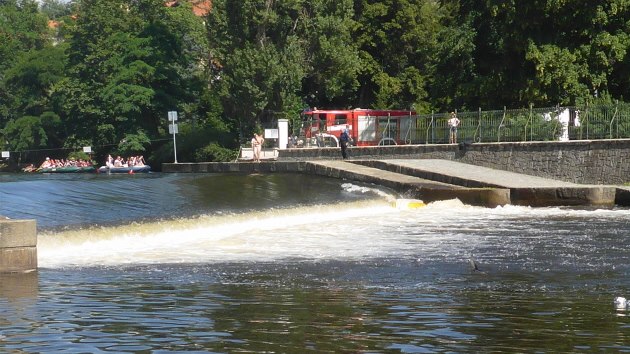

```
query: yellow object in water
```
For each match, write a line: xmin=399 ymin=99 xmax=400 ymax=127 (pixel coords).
xmin=394 ymin=199 xmax=426 ymax=209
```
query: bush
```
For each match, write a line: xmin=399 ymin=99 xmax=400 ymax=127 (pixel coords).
xmin=194 ymin=143 xmax=238 ymax=162
xmin=67 ymin=151 xmax=93 ymax=162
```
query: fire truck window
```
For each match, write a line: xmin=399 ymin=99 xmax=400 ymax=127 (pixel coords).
xmin=334 ymin=114 xmax=347 ymax=125
xmin=318 ymin=114 xmax=327 ymax=131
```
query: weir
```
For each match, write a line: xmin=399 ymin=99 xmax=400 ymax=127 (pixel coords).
xmin=165 ymin=139 xmax=630 ymax=207
xmin=163 ymin=158 xmax=618 ymax=207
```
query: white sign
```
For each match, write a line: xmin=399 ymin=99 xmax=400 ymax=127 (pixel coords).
xmin=83 ymin=146 xmax=92 ymax=153
xmin=265 ymin=129 xmax=279 ymax=139
xmin=1 ymin=151 xmax=9 ymax=158
xmin=168 ymin=111 xmax=178 ymax=121
xmin=169 ymin=123 xmax=179 ymax=134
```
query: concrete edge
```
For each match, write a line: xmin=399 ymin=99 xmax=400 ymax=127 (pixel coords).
xmin=511 ymin=186 xmax=617 ymax=207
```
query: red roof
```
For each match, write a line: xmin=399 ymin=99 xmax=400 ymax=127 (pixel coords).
xmin=164 ymin=0 xmax=211 ymax=17
xmin=192 ymin=0 xmax=211 ymax=17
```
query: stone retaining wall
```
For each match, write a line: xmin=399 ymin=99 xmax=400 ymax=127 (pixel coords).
xmin=278 ymin=139 xmax=630 ymax=185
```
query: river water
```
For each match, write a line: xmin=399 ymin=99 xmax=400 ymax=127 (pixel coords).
xmin=1 ymin=172 xmax=630 ymax=352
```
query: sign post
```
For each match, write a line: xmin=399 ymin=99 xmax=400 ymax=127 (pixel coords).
xmin=168 ymin=111 xmax=178 ymax=163
xmin=82 ymin=146 xmax=92 ymax=163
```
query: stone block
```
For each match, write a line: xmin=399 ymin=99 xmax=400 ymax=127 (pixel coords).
xmin=0 ymin=219 xmax=37 ymax=248
xmin=0 ymin=219 xmax=37 ymax=273
xmin=0 ymin=247 xmax=37 ymax=273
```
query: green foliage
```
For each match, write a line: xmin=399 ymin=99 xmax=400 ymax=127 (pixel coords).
xmin=3 ymin=115 xmax=50 ymax=151
xmin=4 ymin=0 xmax=630 ymax=163
xmin=208 ymin=0 xmax=359 ymax=139
xmin=0 ymin=0 xmax=49 ymax=73
xmin=117 ymin=130 xmax=151 ymax=156
xmin=40 ymin=0 xmax=74 ymax=20
xmin=194 ymin=142 xmax=238 ymax=162
xmin=3 ymin=44 xmax=68 ymax=119
xmin=67 ymin=150 xmax=92 ymax=162
xmin=354 ymin=0 xmax=439 ymax=110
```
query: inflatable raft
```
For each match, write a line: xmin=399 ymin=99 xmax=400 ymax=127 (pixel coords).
xmin=97 ymin=165 xmax=151 ymax=174
xmin=38 ymin=166 xmax=96 ymax=173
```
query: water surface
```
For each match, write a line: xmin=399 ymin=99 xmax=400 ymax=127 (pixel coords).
xmin=1 ymin=172 xmax=630 ymax=352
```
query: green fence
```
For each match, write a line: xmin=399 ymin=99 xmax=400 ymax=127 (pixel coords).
xmin=410 ymin=102 xmax=630 ymax=144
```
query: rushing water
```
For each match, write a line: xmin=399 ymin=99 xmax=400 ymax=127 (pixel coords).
xmin=1 ymin=172 xmax=630 ymax=352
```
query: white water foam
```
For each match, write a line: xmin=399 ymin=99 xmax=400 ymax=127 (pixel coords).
xmin=38 ymin=200 xmax=394 ymax=267
xmin=341 ymin=182 xmax=396 ymax=201
xmin=37 ymin=198 xmax=630 ymax=268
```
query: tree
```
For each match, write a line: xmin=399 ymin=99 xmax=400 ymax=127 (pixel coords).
xmin=354 ymin=0 xmax=442 ymax=111
xmin=207 ymin=0 xmax=361 ymax=140
xmin=3 ymin=44 xmax=68 ymax=118
xmin=0 ymin=0 xmax=51 ymax=122
xmin=56 ymin=0 xmax=212 ymax=159
xmin=39 ymin=0 xmax=74 ymax=20
xmin=439 ymin=0 xmax=630 ymax=108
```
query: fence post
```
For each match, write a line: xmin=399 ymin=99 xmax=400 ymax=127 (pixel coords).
xmin=585 ymin=102 xmax=589 ymax=139
xmin=609 ymin=100 xmax=619 ymax=139
xmin=529 ymin=104 xmax=533 ymax=141
xmin=497 ymin=106 xmax=506 ymax=142
xmin=475 ymin=107 xmax=482 ymax=142
xmin=616 ymin=99 xmax=620 ymax=138
xmin=431 ymin=111 xmax=435 ymax=144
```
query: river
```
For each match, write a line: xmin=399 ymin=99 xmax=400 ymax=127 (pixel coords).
xmin=1 ymin=172 xmax=630 ymax=352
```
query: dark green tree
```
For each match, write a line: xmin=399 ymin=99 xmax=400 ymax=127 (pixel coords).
xmin=207 ymin=0 xmax=360 ymax=140
xmin=354 ymin=0 xmax=443 ymax=111
xmin=55 ymin=0 xmax=212 ymax=161
xmin=0 ymin=0 xmax=50 ymax=121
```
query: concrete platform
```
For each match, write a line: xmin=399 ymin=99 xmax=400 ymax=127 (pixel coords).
xmin=354 ymin=159 xmax=617 ymax=206
xmin=305 ymin=161 xmax=510 ymax=207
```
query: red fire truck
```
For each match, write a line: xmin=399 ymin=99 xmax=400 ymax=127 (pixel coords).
xmin=298 ymin=108 xmax=417 ymax=147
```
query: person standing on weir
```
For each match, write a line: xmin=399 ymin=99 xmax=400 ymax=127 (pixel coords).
xmin=448 ymin=112 xmax=460 ymax=144
xmin=251 ymin=133 xmax=264 ymax=162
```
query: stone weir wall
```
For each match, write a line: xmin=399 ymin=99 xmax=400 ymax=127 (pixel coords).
xmin=277 ymin=139 xmax=630 ymax=185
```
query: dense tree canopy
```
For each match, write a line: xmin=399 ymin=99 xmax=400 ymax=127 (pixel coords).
xmin=1 ymin=0 xmax=629 ymax=164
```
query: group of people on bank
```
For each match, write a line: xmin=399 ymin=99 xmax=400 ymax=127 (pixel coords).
xmin=105 ymin=155 xmax=146 ymax=168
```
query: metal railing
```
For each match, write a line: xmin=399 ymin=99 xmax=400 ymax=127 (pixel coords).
xmin=403 ymin=102 xmax=630 ymax=144
xmin=257 ymin=102 xmax=630 ymax=148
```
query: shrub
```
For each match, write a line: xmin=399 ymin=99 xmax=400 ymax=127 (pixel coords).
xmin=195 ymin=143 xmax=238 ymax=162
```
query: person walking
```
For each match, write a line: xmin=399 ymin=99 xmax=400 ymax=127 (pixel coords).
xmin=339 ymin=127 xmax=350 ymax=159
xmin=448 ymin=112 xmax=461 ymax=144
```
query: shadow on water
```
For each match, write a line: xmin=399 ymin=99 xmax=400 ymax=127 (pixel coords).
xmin=0 ymin=272 xmax=38 ymax=300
